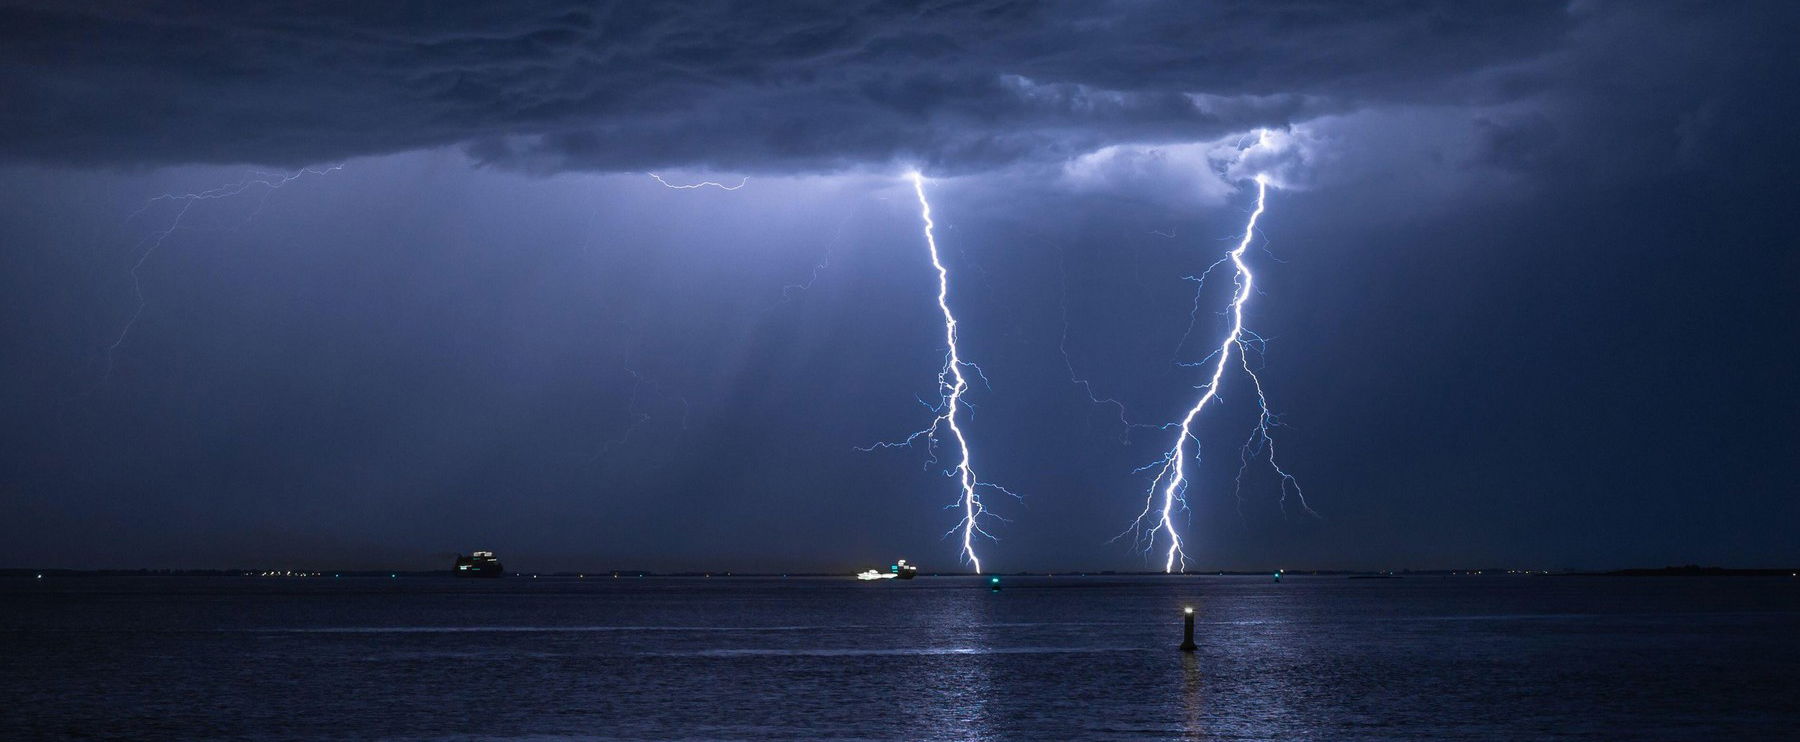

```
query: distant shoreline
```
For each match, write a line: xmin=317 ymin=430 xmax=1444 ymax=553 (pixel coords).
xmin=4 ymin=565 xmax=1794 ymax=579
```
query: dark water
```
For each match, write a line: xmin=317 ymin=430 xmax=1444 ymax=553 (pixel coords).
xmin=3 ymin=575 xmax=1796 ymax=740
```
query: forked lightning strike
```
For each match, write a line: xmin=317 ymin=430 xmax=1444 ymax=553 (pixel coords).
xmin=1129 ymin=173 xmax=1311 ymax=572
xmin=861 ymin=172 xmax=1014 ymax=572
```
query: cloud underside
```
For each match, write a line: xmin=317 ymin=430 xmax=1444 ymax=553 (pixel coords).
xmin=0 ymin=0 xmax=1577 ymax=174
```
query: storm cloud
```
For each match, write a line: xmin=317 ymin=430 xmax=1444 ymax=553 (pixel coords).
xmin=0 ymin=0 xmax=1583 ymax=174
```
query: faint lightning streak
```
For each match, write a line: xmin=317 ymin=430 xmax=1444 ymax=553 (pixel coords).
xmin=861 ymin=173 xmax=1012 ymax=572
xmin=647 ymin=173 xmax=748 ymax=191
xmin=592 ymin=365 xmax=691 ymax=460
xmin=1171 ymin=255 xmax=1234 ymax=364
xmin=767 ymin=210 xmax=854 ymax=310
xmin=105 ymin=165 xmax=343 ymax=378
xmin=1131 ymin=175 xmax=1270 ymax=573
xmin=1058 ymin=248 xmax=1142 ymax=442
xmin=1234 ymin=349 xmax=1315 ymax=518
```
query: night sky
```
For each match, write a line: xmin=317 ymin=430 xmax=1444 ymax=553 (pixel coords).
xmin=2 ymin=2 xmax=1795 ymax=573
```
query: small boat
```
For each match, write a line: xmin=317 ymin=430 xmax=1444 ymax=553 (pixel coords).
xmin=855 ymin=559 xmax=919 ymax=580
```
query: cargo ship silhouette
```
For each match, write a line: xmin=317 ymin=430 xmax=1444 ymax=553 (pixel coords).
xmin=453 ymin=551 xmax=503 ymax=578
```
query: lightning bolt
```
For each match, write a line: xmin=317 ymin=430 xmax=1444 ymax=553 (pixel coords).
xmin=1129 ymin=173 xmax=1310 ymax=572
xmin=646 ymin=173 xmax=748 ymax=190
xmin=861 ymin=172 xmax=1014 ymax=572
xmin=105 ymin=165 xmax=343 ymax=378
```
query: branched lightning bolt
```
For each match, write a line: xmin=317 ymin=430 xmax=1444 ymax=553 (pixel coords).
xmin=860 ymin=173 xmax=1015 ymax=572
xmin=647 ymin=173 xmax=748 ymax=191
xmin=105 ymin=165 xmax=343 ymax=378
xmin=1128 ymin=174 xmax=1308 ymax=572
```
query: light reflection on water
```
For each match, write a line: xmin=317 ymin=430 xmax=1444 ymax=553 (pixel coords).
xmin=677 ymin=646 xmax=1137 ymax=657
xmin=1180 ymin=652 xmax=1207 ymax=739
xmin=5 ymin=575 xmax=1797 ymax=740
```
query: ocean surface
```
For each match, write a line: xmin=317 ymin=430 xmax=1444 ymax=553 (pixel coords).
xmin=3 ymin=574 xmax=1796 ymax=740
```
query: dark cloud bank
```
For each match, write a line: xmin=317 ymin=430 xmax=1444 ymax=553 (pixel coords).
xmin=0 ymin=0 xmax=1696 ymax=176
